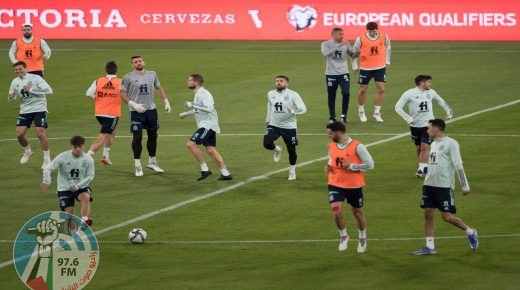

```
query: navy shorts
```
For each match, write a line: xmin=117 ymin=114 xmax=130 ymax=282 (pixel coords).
xmin=328 ymin=185 xmax=364 ymax=208
xmin=358 ymin=68 xmax=386 ymax=84
xmin=96 ymin=116 xmax=119 ymax=134
xmin=420 ymin=185 xmax=456 ymax=213
xmin=17 ymin=111 xmax=48 ymax=128
xmin=130 ymin=109 xmax=159 ymax=133
xmin=265 ymin=125 xmax=298 ymax=146
xmin=57 ymin=187 xmax=93 ymax=211
xmin=190 ymin=128 xmax=217 ymax=147
xmin=410 ymin=126 xmax=432 ymax=145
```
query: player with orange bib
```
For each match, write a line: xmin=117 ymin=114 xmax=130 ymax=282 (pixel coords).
xmin=9 ymin=24 xmax=51 ymax=78
xmin=86 ymin=61 xmax=122 ymax=165
xmin=325 ymin=121 xmax=374 ymax=252
xmin=352 ymin=22 xmax=391 ymax=123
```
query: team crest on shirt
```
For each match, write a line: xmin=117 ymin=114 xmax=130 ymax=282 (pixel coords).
xmin=439 ymin=145 xmax=444 ymax=151
xmin=284 ymin=95 xmax=289 ymax=101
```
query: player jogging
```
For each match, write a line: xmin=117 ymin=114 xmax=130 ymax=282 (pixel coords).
xmin=325 ymin=121 xmax=374 ymax=252
xmin=9 ymin=24 xmax=51 ymax=78
xmin=41 ymin=136 xmax=95 ymax=226
xmin=8 ymin=61 xmax=53 ymax=168
xmin=321 ymin=27 xmax=360 ymax=123
xmin=86 ymin=61 xmax=122 ymax=165
xmin=179 ymin=74 xmax=233 ymax=181
xmin=352 ymin=22 xmax=391 ymax=123
xmin=412 ymin=119 xmax=478 ymax=255
xmin=263 ymin=75 xmax=307 ymax=180
xmin=395 ymin=75 xmax=453 ymax=177
xmin=120 ymin=56 xmax=171 ymax=176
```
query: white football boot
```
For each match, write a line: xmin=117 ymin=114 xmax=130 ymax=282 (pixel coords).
xmin=338 ymin=236 xmax=350 ymax=251
xmin=273 ymin=145 xmax=282 ymax=162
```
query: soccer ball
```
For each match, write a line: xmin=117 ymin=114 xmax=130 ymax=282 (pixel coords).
xmin=128 ymin=228 xmax=147 ymax=244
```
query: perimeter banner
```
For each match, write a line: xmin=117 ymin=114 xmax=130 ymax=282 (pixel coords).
xmin=0 ymin=0 xmax=518 ymax=40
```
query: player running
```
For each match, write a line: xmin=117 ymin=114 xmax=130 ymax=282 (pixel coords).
xmin=179 ymin=74 xmax=233 ymax=181
xmin=7 ymin=61 xmax=53 ymax=168
xmin=325 ymin=121 xmax=374 ymax=252
xmin=263 ymin=75 xmax=307 ymax=180
xmin=395 ymin=75 xmax=453 ymax=178
xmin=41 ymin=136 xmax=95 ymax=226
xmin=412 ymin=119 xmax=478 ymax=255
xmin=352 ymin=22 xmax=391 ymax=123
xmin=120 ymin=56 xmax=171 ymax=176
xmin=9 ymin=24 xmax=51 ymax=78
xmin=86 ymin=61 xmax=122 ymax=165
xmin=321 ymin=27 xmax=360 ymax=123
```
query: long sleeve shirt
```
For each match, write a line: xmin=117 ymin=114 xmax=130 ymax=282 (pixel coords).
xmin=424 ymin=136 xmax=470 ymax=192
xmin=43 ymin=151 xmax=95 ymax=191
xmin=9 ymin=37 xmax=51 ymax=63
xmin=351 ymin=33 xmax=391 ymax=71
xmin=9 ymin=73 xmax=53 ymax=114
xmin=395 ymin=87 xmax=452 ymax=127
xmin=321 ymin=39 xmax=358 ymax=75
xmin=185 ymin=87 xmax=220 ymax=133
xmin=266 ymin=88 xmax=307 ymax=129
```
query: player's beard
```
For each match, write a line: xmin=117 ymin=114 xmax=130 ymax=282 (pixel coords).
xmin=135 ymin=65 xmax=144 ymax=71
xmin=23 ymin=33 xmax=32 ymax=39
xmin=188 ymin=85 xmax=196 ymax=89
xmin=332 ymin=135 xmax=341 ymax=143
xmin=276 ymin=85 xmax=286 ymax=91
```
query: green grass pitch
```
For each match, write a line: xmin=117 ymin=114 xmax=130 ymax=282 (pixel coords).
xmin=0 ymin=40 xmax=519 ymax=289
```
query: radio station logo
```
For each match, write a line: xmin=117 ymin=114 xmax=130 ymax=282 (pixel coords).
xmin=13 ymin=211 xmax=99 ymax=290
xmin=287 ymin=4 xmax=318 ymax=32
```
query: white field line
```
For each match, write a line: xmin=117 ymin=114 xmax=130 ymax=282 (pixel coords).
xmin=0 ymin=133 xmax=518 ymax=143
xmin=1 ymin=233 xmax=519 ymax=245
xmin=0 ymin=99 xmax=518 ymax=269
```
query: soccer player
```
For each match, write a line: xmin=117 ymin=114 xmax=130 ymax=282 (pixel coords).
xmin=86 ymin=61 xmax=122 ymax=165
xmin=352 ymin=22 xmax=391 ymax=123
xmin=9 ymin=24 xmax=51 ymax=78
xmin=325 ymin=121 xmax=374 ymax=252
xmin=264 ymin=75 xmax=307 ymax=180
xmin=412 ymin=119 xmax=478 ymax=255
xmin=7 ymin=61 xmax=53 ymax=168
xmin=395 ymin=75 xmax=453 ymax=177
xmin=41 ymin=136 xmax=95 ymax=226
xmin=120 ymin=56 xmax=171 ymax=176
xmin=321 ymin=27 xmax=360 ymax=123
xmin=179 ymin=74 xmax=233 ymax=181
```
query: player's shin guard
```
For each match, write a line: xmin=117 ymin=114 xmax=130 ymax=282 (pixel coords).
xmin=146 ymin=130 xmax=158 ymax=157
xmin=263 ymin=135 xmax=276 ymax=150
xmin=287 ymin=145 xmax=297 ymax=165
xmin=132 ymin=131 xmax=143 ymax=159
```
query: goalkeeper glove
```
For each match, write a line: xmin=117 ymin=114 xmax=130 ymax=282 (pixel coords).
xmin=128 ymin=100 xmax=147 ymax=113
xmin=164 ymin=99 xmax=171 ymax=113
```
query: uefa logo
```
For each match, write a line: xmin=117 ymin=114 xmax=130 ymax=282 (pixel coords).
xmin=287 ymin=5 xmax=318 ymax=32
